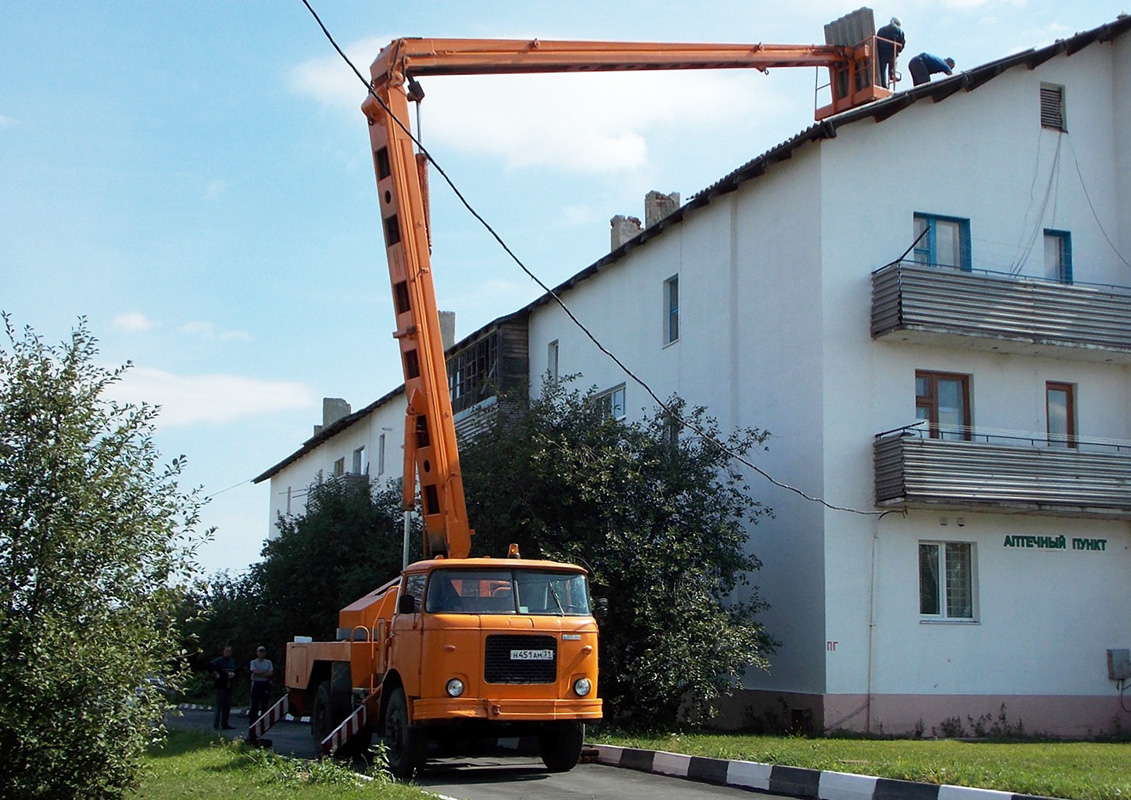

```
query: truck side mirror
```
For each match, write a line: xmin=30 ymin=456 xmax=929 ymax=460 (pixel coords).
xmin=398 ymin=594 xmax=417 ymax=615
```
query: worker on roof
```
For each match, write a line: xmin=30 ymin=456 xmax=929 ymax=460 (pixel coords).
xmin=908 ymin=52 xmax=955 ymax=86
xmin=875 ymin=16 xmax=905 ymax=88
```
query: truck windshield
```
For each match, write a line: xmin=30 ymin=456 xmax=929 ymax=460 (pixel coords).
xmin=424 ymin=569 xmax=590 ymax=616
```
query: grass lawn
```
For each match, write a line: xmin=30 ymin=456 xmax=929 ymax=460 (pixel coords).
xmin=591 ymin=731 xmax=1131 ymax=800
xmin=129 ymin=730 xmax=430 ymax=800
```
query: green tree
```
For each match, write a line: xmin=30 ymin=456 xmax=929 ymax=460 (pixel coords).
xmin=461 ymin=380 xmax=776 ymax=726
xmin=0 ymin=315 xmax=204 ymax=800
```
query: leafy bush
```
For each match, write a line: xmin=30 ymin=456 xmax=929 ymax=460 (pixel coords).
xmin=0 ymin=316 xmax=204 ymax=799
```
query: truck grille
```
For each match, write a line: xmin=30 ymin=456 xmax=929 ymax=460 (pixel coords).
xmin=484 ymin=634 xmax=557 ymax=684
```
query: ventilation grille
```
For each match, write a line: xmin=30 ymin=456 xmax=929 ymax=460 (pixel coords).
xmin=484 ymin=634 xmax=557 ymax=684
xmin=1040 ymin=84 xmax=1066 ymax=131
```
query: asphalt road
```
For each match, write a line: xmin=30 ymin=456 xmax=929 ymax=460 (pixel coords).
xmin=168 ymin=707 xmax=764 ymax=800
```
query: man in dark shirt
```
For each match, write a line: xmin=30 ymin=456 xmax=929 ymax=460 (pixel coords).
xmin=875 ymin=17 xmax=905 ymax=88
xmin=209 ymin=645 xmax=237 ymax=730
xmin=908 ymin=52 xmax=956 ymax=86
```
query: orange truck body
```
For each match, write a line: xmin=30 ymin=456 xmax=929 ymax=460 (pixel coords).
xmin=283 ymin=15 xmax=889 ymax=777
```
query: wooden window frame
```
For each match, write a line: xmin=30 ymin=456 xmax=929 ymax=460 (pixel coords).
xmin=915 ymin=370 xmax=971 ymax=440
xmin=1046 ymin=381 xmax=1077 ymax=449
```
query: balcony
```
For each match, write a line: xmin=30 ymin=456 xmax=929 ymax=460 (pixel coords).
xmin=871 ymin=262 xmax=1131 ymax=363
xmin=874 ymin=425 xmax=1131 ymax=519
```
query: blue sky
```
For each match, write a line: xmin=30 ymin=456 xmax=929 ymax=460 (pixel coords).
xmin=2 ymin=1 xmax=1124 ymax=575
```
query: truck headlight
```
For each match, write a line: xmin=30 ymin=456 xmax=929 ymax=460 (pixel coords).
xmin=573 ymin=678 xmax=592 ymax=697
xmin=446 ymin=678 xmax=465 ymax=697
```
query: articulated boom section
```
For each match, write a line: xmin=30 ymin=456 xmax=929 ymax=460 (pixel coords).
xmin=362 ymin=77 xmax=473 ymax=561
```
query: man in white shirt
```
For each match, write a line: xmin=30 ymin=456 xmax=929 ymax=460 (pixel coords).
xmin=248 ymin=646 xmax=274 ymax=726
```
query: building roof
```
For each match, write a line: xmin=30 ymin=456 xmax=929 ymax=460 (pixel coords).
xmin=254 ymin=14 xmax=1129 ymax=486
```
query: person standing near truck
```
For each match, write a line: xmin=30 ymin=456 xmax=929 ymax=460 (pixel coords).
xmin=248 ymin=645 xmax=274 ymax=725
xmin=209 ymin=645 xmax=237 ymax=730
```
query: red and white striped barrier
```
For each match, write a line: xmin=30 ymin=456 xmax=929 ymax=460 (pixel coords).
xmin=249 ymin=694 xmax=289 ymax=740
xmin=321 ymin=702 xmax=368 ymax=755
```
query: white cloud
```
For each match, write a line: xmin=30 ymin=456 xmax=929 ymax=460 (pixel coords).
xmin=112 ymin=312 xmax=155 ymax=333
xmin=203 ymin=179 xmax=228 ymax=200
xmin=180 ymin=321 xmax=251 ymax=341
xmin=289 ymin=37 xmax=385 ymax=111
xmin=106 ymin=367 xmax=317 ymax=426
xmin=0 ymin=115 xmax=15 ymax=127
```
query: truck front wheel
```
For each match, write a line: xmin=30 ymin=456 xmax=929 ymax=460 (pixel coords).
xmin=537 ymin=721 xmax=584 ymax=772
xmin=384 ymin=687 xmax=425 ymax=780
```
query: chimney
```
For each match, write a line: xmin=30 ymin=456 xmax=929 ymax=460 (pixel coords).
xmin=314 ymin=397 xmax=351 ymax=435
xmin=610 ymin=214 xmax=643 ymax=250
xmin=438 ymin=310 xmax=456 ymax=351
xmin=644 ymin=190 xmax=680 ymax=228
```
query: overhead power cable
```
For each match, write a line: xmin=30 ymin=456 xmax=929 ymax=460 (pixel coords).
xmin=1068 ymin=137 xmax=1131 ymax=270
xmin=300 ymin=0 xmax=880 ymax=517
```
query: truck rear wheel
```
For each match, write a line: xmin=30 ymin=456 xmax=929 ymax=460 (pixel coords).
xmin=384 ymin=687 xmax=426 ymax=780
xmin=538 ymin=721 xmax=584 ymax=772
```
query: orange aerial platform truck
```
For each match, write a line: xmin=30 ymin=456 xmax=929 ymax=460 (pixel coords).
xmin=263 ymin=10 xmax=890 ymax=779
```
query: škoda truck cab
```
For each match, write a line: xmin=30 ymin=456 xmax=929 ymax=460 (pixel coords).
xmin=382 ymin=557 xmax=599 ymax=775
xmin=281 ymin=553 xmax=601 ymax=778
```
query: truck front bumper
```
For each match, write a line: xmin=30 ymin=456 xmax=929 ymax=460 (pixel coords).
xmin=412 ymin=696 xmax=603 ymax=723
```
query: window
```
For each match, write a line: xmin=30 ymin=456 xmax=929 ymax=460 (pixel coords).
xmin=424 ymin=569 xmax=591 ymax=616
xmin=547 ymin=339 xmax=559 ymax=383
xmin=377 ymin=433 xmax=387 ymax=477
xmin=332 ymin=457 xmax=345 ymax=476
xmin=1040 ymin=83 xmax=1066 ymax=132
xmin=1046 ymin=381 xmax=1077 ymax=448
xmin=401 ymin=573 xmax=426 ymax=614
xmin=663 ymin=275 xmax=679 ymax=344
xmin=915 ymin=371 xmax=971 ymax=440
xmin=919 ymin=542 xmax=975 ymax=620
xmin=913 ymin=213 xmax=972 ymax=271
xmin=352 ymin=446 xmax=367 ymax=475
xmin=1043 ymin=229 xmax=1072 ymax=283
xmin=594 ymin=384 xmax=626 ymax=420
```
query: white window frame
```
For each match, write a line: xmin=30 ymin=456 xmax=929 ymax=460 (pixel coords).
xmin=547 ymin=339 xmax=559 ymax=383
xmin=594 ymin=384 xmax=627 ymax=420
xmin=919 ymin=540 xmax=977 ymax=622
xmin=352 ymin=445 xmax=367 ymax=475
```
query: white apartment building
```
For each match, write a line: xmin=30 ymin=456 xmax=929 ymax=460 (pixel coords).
xmin=256 ymin=16 xmax=1131 ymax=736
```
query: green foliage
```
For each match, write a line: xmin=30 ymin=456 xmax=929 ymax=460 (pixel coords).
xmin=183 ymin=478 xmax=409 ymax=683
xmin=460 ymin=379 xmax=775 ymax=726
xmin=592 ymin=730 xmax=1131 ymax=800
xmin=132 ymin=731 xmax=429 ymax=799
xmin=0 ymin=315 xmax=204 ymax=800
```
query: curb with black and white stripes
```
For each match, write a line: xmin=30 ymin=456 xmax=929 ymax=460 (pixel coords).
xmin=590 ymin=745 xmax=1062 ymax=800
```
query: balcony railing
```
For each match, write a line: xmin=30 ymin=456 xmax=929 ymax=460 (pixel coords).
xmin=874 ymin=424 xmax=1131 ymax=519
xmin=871 ymin=261 xmax=1131 ymax=362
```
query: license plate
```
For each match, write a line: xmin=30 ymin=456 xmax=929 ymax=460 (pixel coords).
xmin=510 ymin=649 xmax=554 ymax=661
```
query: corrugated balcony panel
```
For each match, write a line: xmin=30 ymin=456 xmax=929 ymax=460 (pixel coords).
xmin=871 ymin=263 xmax=1131 ymax=361
xmin=873 ymin=432 xmax=1131 ymax=519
